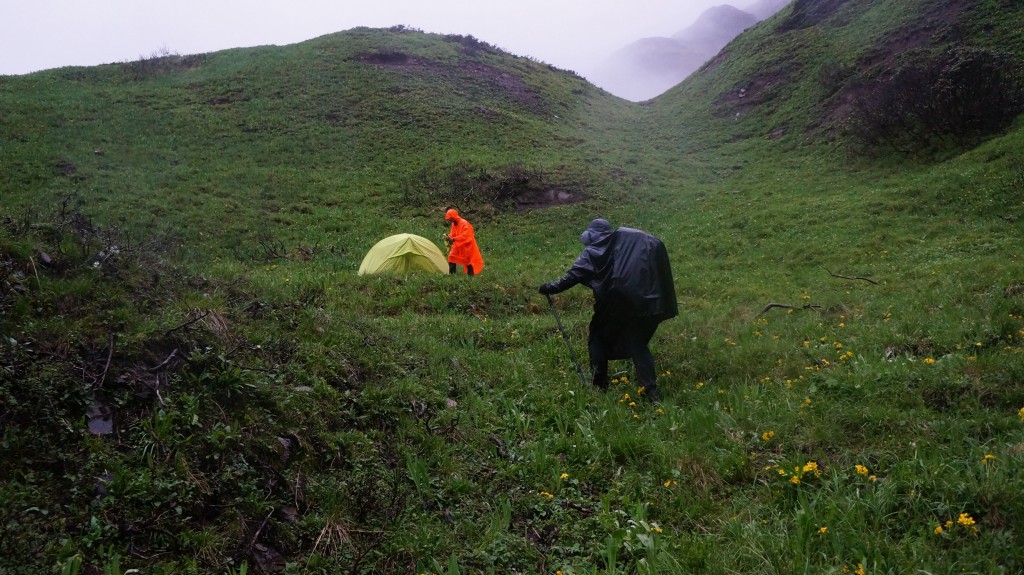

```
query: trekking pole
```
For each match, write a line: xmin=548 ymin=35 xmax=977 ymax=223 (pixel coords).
xmin=545 ymin=294 xmax=587 ymax=386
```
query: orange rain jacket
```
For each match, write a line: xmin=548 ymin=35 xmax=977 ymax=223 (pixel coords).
xmin=445 ymin=209 xmax=484 ymax=274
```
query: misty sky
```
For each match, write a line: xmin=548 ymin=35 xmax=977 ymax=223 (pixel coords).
xmin=1 ymin=0 xmax=729 ymax=80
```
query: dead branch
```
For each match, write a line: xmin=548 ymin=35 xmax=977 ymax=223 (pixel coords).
xmin=295 ymin=241 xmax=321 ymax=261
xmin=97 ymin=333 xmax=115 ymax=388
xmin=560 ymin=500 xmax=594 ymax=516
xmin=247 ymin=509 xmax=275 ymax=556
xmin=164 ymin=310 xmax=210 ymax=336
xmin=28 ymin=256 xmax=41 ymax=288
xmin=756 ymin=302 xmax=823 ymax=317
xmin=148 ymin=349 xmax=179 ymax=372
xmin=822 ymin=266 xmax=879 ymax=285
xmin=489 ymin=434 xmax=508 ymax=459
xmin=258 ymin=231 xmax=288 ymax=260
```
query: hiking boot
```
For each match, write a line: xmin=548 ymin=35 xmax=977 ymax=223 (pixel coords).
xmin=642 ymin=385 xmax=660 ymax=403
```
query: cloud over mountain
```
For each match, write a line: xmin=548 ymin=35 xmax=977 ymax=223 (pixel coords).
xmin=588 ymin=1 xmax=790 ymax=101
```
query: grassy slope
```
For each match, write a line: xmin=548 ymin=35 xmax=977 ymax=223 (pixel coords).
xmin=2 ymin=2 xmax=1024 ymax=574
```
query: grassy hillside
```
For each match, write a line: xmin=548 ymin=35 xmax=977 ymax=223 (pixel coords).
xmin=1 ymin=27 xmax=640 ymax=261
xmin=2 ymin=2 xmax=1024 ymax=574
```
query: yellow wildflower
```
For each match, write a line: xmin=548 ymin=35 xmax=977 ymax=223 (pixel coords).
xmin=560 ymin=473 xmax=569 ymax=480
xmin=957 ymin=513 xmax=975 ymax=527
xmin=923 ymin=357 xmax=936 ymax=364
xmin=934 ymin=525 xmax=943 ymax=535
xmin=802 ymin=461 xmax=821 ymax=477
xmin=855 ymin=464 xmax=868 ymax=476
xmin=983 ymin=454 xmax=997 ymax=464
xmin=855 ymin=562 xmax=865 ymax=575
xmin=790 ymin=475 xmax=800 ymax=485
xmin=818 ymin=526 xmax=828 ymax=534
xmin=762 ymin=430 xmax=775 ymax=442
xmin=1018 ymin=406 xmax=1024 ymax=420
xmin=539 ymin=491 xmax=554 ymax=499
xmin=869 ymin=475 xmax=877 ymax=482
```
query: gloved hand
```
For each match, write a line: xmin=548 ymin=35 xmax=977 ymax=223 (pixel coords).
xmin=538 ymin=282 xmax=557 ymax=295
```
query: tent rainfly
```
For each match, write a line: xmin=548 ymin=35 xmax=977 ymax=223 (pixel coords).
xmin=357 ymin=233 xmax=449 ymax=275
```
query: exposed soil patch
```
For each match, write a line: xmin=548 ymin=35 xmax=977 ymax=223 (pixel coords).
xmin=401 ymin=160 xmax=589 ymax=212
xmin=714 ymin=65 xmax=794 ymax=119
xmin=514 ymin=188 xmax=584 ymax=211
xmin=817 ymin=0 xmax=969 ymax=132
xmin=56 ymin=160 xmax=77 ymax=176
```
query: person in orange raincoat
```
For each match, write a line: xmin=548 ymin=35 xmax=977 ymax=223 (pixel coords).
xmin=444 ymin=208 xmax=484 ymax=276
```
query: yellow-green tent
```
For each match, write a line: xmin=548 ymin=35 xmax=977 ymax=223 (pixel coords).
xmin=357 ymin=234 xmax=449 ymax=275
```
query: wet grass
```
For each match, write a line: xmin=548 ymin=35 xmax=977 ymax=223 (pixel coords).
xmin=2 ymin=3 xmax=1024 ymax=574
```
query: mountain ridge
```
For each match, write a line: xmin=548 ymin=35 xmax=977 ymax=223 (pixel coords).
xmin=589 ymin=0 xmax=791 ymax=101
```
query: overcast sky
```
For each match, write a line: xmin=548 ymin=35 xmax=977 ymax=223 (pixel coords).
xmin=1 ymin=0 xmax=730 ymax=79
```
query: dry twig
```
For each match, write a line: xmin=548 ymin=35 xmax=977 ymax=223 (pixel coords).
xmin=823 ymin=266 xmax=879 ymax=285
xmin=97 ymin=333 xmax=115 ymax=388
xmin=756 ymin=302 xmax=822 ymax=317
xmin=148 ymin=349 xmax=179 ymax=372
xmin=164 ymin=310 xmax=210 ymax=336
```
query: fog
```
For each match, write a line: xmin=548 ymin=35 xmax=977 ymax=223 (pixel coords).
xmin=1 ymin=0 xmax=726 ymax=78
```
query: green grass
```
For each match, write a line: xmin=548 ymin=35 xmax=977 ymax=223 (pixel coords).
xmin=3 ymin=2 xmax=1024 ymax=573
